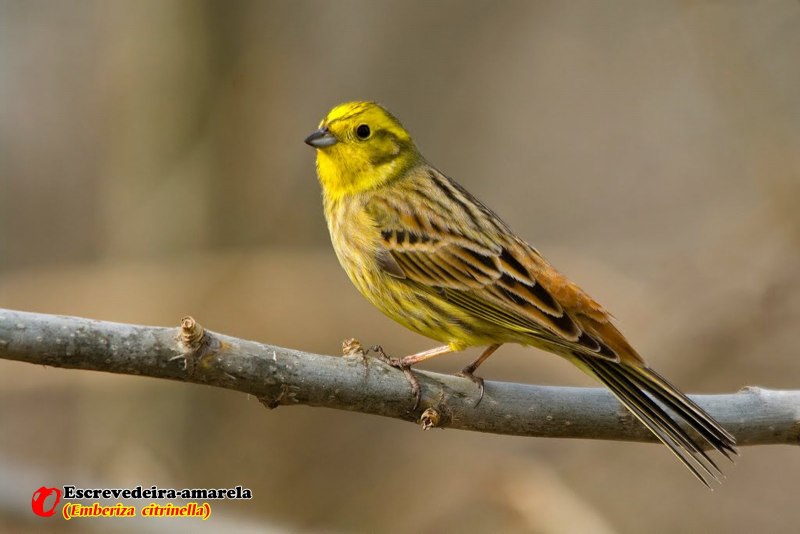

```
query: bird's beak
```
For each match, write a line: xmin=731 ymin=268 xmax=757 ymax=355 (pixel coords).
xmin=304 ymin=127 xmax=338 ymax=148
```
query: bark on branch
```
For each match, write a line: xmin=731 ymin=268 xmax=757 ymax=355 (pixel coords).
xmin=1 ymin=308 xmax=798 ymax=447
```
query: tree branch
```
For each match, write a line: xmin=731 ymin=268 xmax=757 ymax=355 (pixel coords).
xmin=1 ymin=308 xmax=797 ymax=447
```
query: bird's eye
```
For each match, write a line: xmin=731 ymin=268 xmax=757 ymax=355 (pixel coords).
xmin=355 ymin=124 xmax=371 ymax=140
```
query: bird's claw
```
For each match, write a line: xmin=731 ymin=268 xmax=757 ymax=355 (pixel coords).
xmin=456 ymin=367 xmax=485 ymax=406
xmin=369 ymin=345 xmax=421 ymax=412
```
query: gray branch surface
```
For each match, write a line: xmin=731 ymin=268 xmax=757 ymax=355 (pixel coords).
xmin=1 ymin=308 xmax=798 ymax=447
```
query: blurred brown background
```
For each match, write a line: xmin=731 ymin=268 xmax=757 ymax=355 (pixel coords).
xmin=1 ymin=1 xmax=799 ymax=532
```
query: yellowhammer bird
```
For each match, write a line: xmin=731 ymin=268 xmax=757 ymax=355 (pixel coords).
xmin=305 ymin=101 xmax=736 ymax=486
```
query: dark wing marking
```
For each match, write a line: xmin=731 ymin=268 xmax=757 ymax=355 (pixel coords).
xmin=377 ymin=249 xmax=406 ymax=279
xmin=376 ymin=224 xmax=616 ymax=353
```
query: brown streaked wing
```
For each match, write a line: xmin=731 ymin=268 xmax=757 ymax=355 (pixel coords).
xmin=368 ymin=168 xmax=637 ymax=362
xmin=370 ymin=197 xmax=606 ymax=350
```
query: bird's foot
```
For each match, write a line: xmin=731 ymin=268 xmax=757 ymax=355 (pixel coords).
xmin=456 ymin=366 xmax=485 ymax=407
xmin=370 ymin=345 xmax=421 ymax=412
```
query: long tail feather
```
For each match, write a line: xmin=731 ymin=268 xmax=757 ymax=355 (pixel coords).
xmin=573 ymin=355 xmax=738 ymax=487
xmin=621 ymin=365 xmax=738 ymax=459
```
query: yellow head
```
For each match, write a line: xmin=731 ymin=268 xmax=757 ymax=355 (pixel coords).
xmin=305 ymin=102 xmax=421 ymax=199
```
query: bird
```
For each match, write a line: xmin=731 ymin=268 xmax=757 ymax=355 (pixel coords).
xmin=304 ymin=101 xmax=737 ymax=486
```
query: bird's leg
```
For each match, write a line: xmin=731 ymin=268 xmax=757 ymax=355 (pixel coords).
xmin=370 ymin=344 xmax=453 ymax=411
xmin=456 ymin=343 xmax=502 ymax=406
xmin=399 ymin=344 xmax=454 ymax=366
